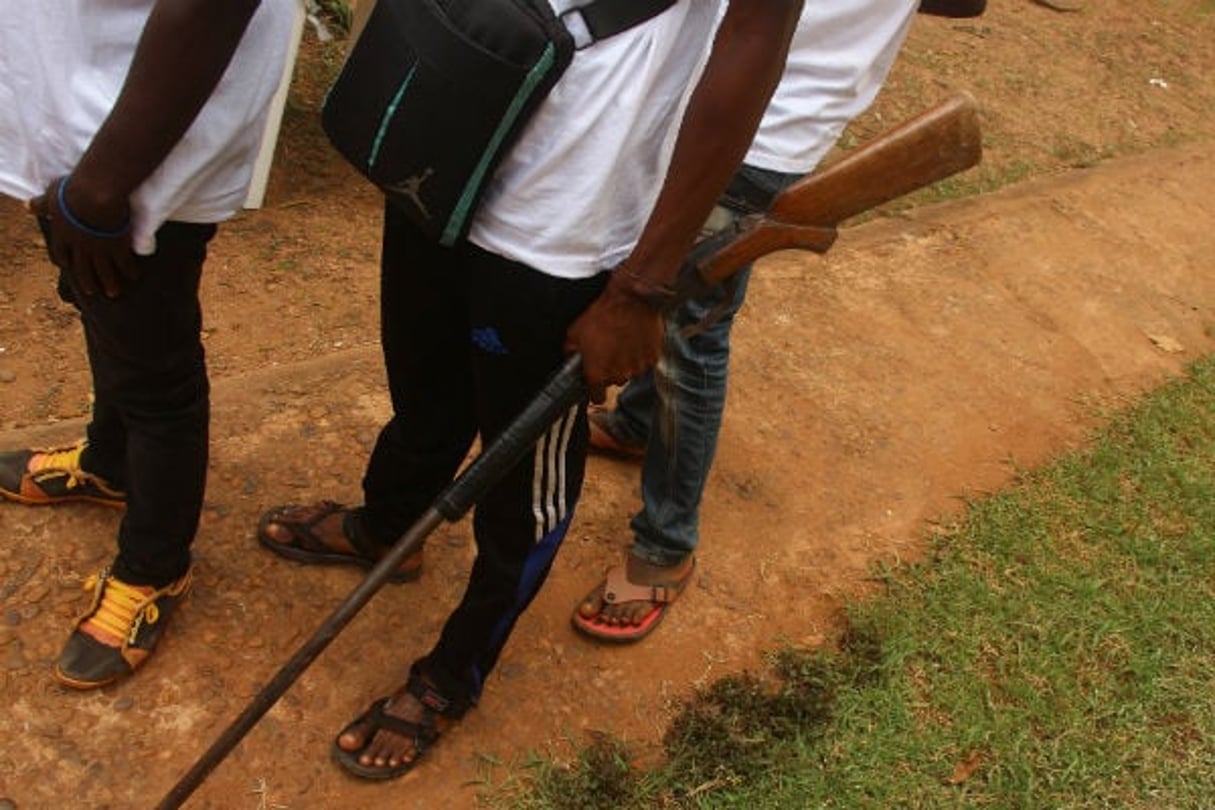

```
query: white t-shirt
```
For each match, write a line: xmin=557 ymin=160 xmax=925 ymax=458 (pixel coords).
xmin=0 ymin=0 xmax=296 ymax=255
xmin=745 ymin=0 xmax=918 ymax=175
xmin=467 ymin=0 xmax=725 ymax=280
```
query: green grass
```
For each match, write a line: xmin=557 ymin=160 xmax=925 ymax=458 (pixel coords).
xmin=313 ymin=0 xmax=353 ymax=35
xmin=488 ymin=354 xmax=1215 ymax=809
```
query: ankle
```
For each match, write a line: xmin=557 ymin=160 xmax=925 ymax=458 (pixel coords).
xmin=627 ymin=551 xmax=692 ymax=580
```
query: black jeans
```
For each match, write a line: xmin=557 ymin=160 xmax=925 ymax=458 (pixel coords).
xmin=50 ymin=220 xmax=216 ymax=587
xmin=355 ymin=202 xmax=606 ymax=714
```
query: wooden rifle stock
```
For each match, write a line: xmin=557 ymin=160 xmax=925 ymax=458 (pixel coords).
xmin=697 ymin=92 xmax=981 ymax=286
xmin=157 ymin=93 xmax=984 ymax=810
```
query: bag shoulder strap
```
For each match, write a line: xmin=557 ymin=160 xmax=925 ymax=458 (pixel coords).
xmin=558 ymin=0 xmax=678 ymax=48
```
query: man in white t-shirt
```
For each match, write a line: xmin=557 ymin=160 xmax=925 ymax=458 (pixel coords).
xmin=256 ymin=0 xmax=803 ymax=781
xmin=574 ymin=0 xmax=988 ymax=642
xmin=0 ymin=0 xmax=295 ymax=688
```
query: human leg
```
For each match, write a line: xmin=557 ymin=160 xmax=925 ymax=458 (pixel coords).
xmin=630 ymin=162 xmax=800 ymax=564
xmin=334 ymin=236 xmax=606 ymax=778
xmin=576 ymin=164 xmax=802 ymax=637
xmin=82 ymin=223 xmax=214 ymax=586
xmin=52 ymin=221 xmax=215 ymax=687
xmin=574 ymin=270 xmax=747 ymax=639
xmin=589 ymin=161 xmax=799 ymax=461
xmin=259 ymin=202 xmax=473 ymax=574
xmin=629 ymin=265 xmax=752 ymax=565
xmin=356 ymin=203 xmax=480 ymax=542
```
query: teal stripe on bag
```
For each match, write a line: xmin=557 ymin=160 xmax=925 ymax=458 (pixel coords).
xmin=440 ymin=44 xmax=557 ymax=246
xmin=368 ymin=63 xmax=418 ymax=169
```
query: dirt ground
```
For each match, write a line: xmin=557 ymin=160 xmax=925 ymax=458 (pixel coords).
xmin=2 ymin=2 xmax=1214 ymax=808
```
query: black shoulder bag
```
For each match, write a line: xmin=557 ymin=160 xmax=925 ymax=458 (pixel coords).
xmin=322 ymin=0 xmax=676 ymax=246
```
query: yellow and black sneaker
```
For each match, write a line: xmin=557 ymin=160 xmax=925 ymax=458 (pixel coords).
xmin=0 ymin=440 xmax=125 ymax=508
xmin=54 ymin=566 xmax=193 ymax=689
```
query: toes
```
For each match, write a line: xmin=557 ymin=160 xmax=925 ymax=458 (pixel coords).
xmin=362 ymin=729 xmax=416 ymax=768
xmin=578 ymin=588 xmax=656 ymax=628
xmin=263 ymin=521 xmax=291 ymax=544
xmin=624 ymin=602 xmax=652 ymax=626
xmin=600 ymin=600 xmax=649 ymax=627
xmin=342 ymin=691 xmax=431 ymax=772
xmin=346 ymin=724 xmax=415 ymax=768
xmin=577 ymin=591 xmax=605 ymax=619
xmin=337 ymin=721 xmax=370 ymax=752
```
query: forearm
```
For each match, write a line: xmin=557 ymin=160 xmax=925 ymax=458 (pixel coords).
xmin=67 ymin=0 xmax=262 ymax=224
xmin=614 ymin=0 xmax=802 ymax=296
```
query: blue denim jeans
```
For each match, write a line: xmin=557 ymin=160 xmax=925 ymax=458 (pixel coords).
xmin=603 ymin=164 xmax=802 ymax=566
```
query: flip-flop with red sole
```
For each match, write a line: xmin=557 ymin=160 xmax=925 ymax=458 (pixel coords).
xmin=571 ymin=558 xmax=696 ymax=643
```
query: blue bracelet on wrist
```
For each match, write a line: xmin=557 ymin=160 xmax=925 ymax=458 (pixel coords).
xmin=56 ymin=177 xmax=131 ymax=239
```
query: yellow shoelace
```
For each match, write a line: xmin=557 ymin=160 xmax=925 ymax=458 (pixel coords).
xmin=30 ymin=443 xmax=89 ymax=489
xmin=81 ymin=574 xmax=158 ymax=644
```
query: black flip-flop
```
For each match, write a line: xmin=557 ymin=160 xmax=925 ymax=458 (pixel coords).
xmin=256 ymin=500 xmax=422 ymax=583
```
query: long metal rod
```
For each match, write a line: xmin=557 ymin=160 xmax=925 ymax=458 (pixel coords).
xmin=157 ymin=94 xmax=981 ymax=807
xmin=156 ymin=507 xmax=444 ymax=809
xmin=157 ymin=356 xmax=588 ymax=809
